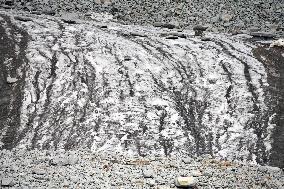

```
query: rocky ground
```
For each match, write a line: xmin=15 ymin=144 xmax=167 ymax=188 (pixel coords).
xmin=0 ymin=0 xmax=283 ymax=36
xmin=0 ymin=3 xmax=284 ymax=189
xmin=0 ymin=150 xmax=283 ymax=189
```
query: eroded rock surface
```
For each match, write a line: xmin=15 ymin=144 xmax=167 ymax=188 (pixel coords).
xmin=0 ymin=10 xmax=283 ymax=168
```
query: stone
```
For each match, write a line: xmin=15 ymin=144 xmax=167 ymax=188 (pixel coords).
xmin=147 ymin=179 xmax=156 ymax=187
xmin=193 ymin=25 xmax=209 ymax=31
xmin=211 ymin=16 xmax=219 ymax=23
xmin=1 ymin=177 xmax=15 ymax=187
xmin=174 ymin=176 xmax=196 ymax=188
xmin=67 ymin=155 xmax=79 ymax=165
xmin=249 ymin=27 xmax=261 ymax=32
xmin=182 ymin=157 xmax=192 ymax=164
xmin=130 ymin=32 xmax=147 ymax=37
xmin=124 ymin=56 xmax=132 ymax=61
xmin=193 ymin=25 xmax=208 ymax=36
xmin=270 ymin=38 xmax=284 ymax=48
xmin=201 ymin=37 xmax=211 ymax=41
xmin=221 ymin=14 xmax=233 ymax=22
xmin=70 ymin=176 xmax=79 ymax=183
xmin=266 ymin=166 xmax=281 ymax=173
xmin=6 ymin=76 xmax=18 ymax=84
xmin=143 ymin=169 xmax=155 ymax=178
xmin=190 ymin=170 xmax=202 ymax=177
xmin=62 ymin=180 xmax=70 ymax=187
xmin=250 ymin=32 xmax=276 ymax=38
xmin=153 ymin=22 xmax=176 ymax=29
xmin=61 ymin=13 xmax=78 ymax=24
xmin=32 ymin=168 xmax=45 ymax=175
xmin=14 ymin=16 xmax=32 ymax=22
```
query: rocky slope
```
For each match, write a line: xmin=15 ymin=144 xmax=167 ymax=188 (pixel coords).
xmin=0 ymin=149 xmax=283 ymax=188
xmin=0 ymin=0 xmax=283 ymax=35
xmin=0 ymin=9 xmax=283 ymax=169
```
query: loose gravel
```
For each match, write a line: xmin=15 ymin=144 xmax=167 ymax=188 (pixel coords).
xmin=0 ymin=150 xmax=283 ymax=188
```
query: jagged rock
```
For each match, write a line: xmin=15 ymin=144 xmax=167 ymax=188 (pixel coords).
xmin=174 ymin=177 xmax=196 ymax=188
xmin=193 ymin=25 xmax=208 ymax=36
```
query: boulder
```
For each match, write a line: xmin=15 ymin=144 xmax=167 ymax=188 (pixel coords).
xmin=182 ymin=157 xmax=192 ymax=164
xmin=193 ymin=25 xmax=209 ymax=31
xmin=193 ymin=25 xmax=208 ymax=36
xmin=6 ymin=76 xmax=18 ymax=84
xmin=270 ymin=38 xmax=284 ymax=48
xmin=174 ymin=176 xmax=196 ymax=188
xmin=1 ymin=177 xmax=15 ymax=187
xmin=32 ymin=168 xmax=46 ymax=175
xmin=50 ymin=155 xmax=79 ymax=166
xmin=142 ymin=169 xmax=155 ymax=178
xmin=221 ymin=14 xmax=233 ymax=22
xmin=190 ymin=170 xmax=202 ymax=177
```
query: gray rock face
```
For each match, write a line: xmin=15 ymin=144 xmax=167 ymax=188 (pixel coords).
xmin=0 ymin=8 xmax=283 ymax=168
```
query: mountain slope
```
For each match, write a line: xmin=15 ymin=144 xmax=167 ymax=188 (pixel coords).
xmin=0 ymin=10 xmax=283 ymax=167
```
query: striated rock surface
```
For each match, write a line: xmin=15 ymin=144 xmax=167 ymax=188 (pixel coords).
xmin=0 ymin=9 xmax=283 ymax=168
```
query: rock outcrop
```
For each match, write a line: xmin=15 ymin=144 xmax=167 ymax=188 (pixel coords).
xmin=0 ymin=10 xmax=283 ymax=168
